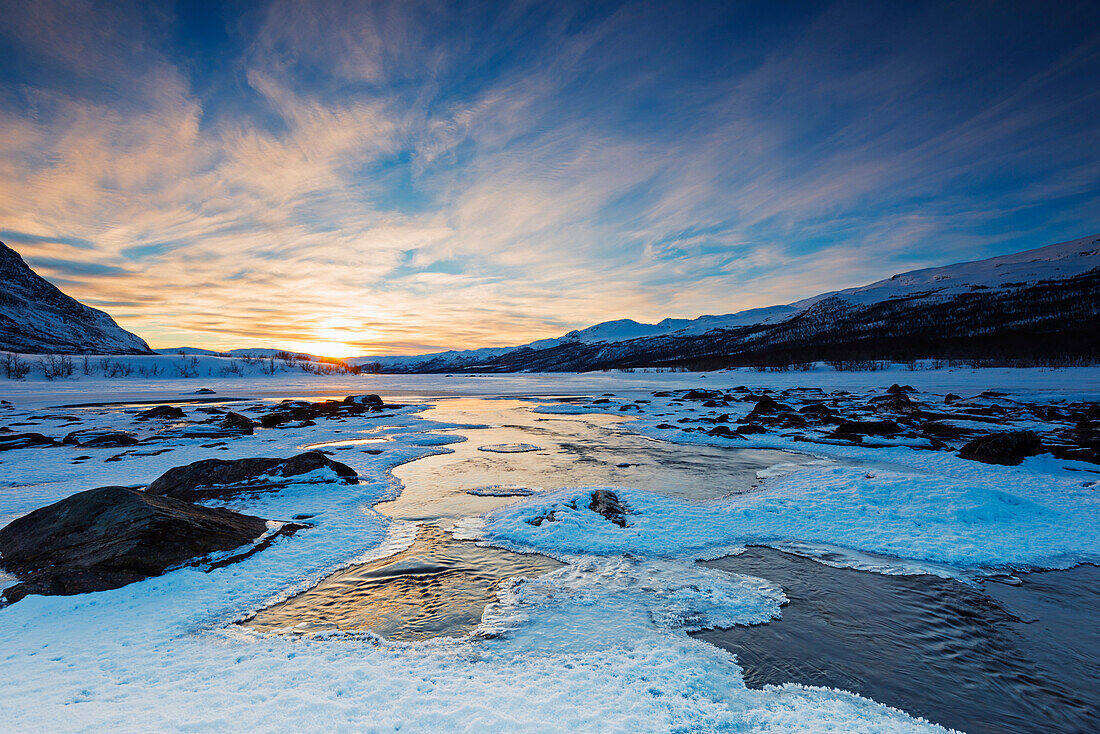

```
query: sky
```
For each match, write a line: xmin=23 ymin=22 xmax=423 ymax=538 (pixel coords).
xmin=1 ymin=0 xmax=1098 ymax=357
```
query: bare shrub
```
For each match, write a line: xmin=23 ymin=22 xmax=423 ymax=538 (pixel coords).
xmin=2 ymin=353 xmax=31 ymax=379
xmin=174 ymin=356 xmax=200 ymax=378
xmin=41 ymin=354 xmax=75 ymax=379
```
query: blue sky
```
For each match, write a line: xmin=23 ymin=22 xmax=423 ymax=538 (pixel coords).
xmin=1 ymin=0 xmax=1098 ymax=355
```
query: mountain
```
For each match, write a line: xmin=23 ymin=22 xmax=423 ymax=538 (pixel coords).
xmin=355 ymin=234 xmax=1100 ymax=372
xmin=0 ymin=241 xmax=152 ymax=355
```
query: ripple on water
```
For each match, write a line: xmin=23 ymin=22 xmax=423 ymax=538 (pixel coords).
xmin=692 ymin=547 xmax=1100 ymax=734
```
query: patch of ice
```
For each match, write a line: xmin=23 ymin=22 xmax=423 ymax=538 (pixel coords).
xmin=477 ymin=443 xmax=542 ymax=453
xmin=467 ymin=484 xmax=539 ymax=497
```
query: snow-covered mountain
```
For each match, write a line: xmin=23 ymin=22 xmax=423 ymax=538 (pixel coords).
xmin=0 ymin=241 xmax=152 ymax=355
xmin=355 ymin=234 xmax=1100 ymax=372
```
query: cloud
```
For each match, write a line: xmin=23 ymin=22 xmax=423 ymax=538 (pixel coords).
xmin=0 ymin=0 xmax=1097 ymax=355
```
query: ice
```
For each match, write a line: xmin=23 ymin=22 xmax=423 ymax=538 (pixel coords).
xmin=3 ymin=370 xmax=1096 ymax=731
xmin=477 ymin=442 xmax=542 ymax=453
xmin=467 ymin=484 xmax=539 ymax=497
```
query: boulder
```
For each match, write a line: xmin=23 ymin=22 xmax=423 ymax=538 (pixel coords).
xmin=588 ymin=489 xmax=627 ymax=527
xmin=146 ymin=450 xmax=358 ymax=501
xmin=63 ymin=429 xmax=140 ymax=448
xmin=0 ymin=486 xmax=267 ymax=602
xmin=958 ymin=431 xmax=1044 ymax=466
xmin=136 ymin=406 xmax=186 ymax=420
xmin=343 ymin=394 xmax=383 ymax=407
xmin=708 ymin=425 xmax=746 ymax=439
xmin=681 ymin=389 xmax=722 ymax=401
xmin=220 ymin=411 xmax=256 ymax=435
xmin=0 ymin=432 xmax=59 ymax=451
xmin=834 ymin=420 xmax=902 ymax=437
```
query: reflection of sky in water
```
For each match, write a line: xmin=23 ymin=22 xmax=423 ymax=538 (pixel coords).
xmin=245 ymin=398 xmax=808 ymax=640
xmin=243 ymin=525 xmax=562 ymax=640
xmin=378 ymin=398 xmax=809 ymax=524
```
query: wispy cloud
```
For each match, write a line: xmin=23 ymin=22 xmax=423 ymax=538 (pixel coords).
xmin=0 ymin=0 xmax=1097 ymax=355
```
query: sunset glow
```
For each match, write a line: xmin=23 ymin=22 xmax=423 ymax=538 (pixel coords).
xmin=1 ymin=1 xmax=1097 ymax=356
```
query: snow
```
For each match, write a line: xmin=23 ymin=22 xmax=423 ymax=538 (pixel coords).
xmin=1 ymin=367 xmax=1098 ymax=730
xmin=798 ymin=233 xmax=1100 ymax=308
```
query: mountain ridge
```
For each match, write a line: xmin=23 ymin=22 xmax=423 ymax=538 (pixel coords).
xmin=0 ymin=241 xmax=152 ymax=355
xmin=353 ymin=234 xmax=1100 ymax=372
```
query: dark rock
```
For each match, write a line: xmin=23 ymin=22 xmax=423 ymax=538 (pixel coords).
xmin=869 ymin=392 xmax=920 ymax=415
xmin=736 ymin=424 xmax=768 ymax=435
xmin=682 ymin=389 xmax=722 ymax=401
xmin=656 ymin=423 xmax=676 ymax=429
xmin=136 ymin=406 xmax=185 ymax=420
xmin=588 ymin=489 xmax=627 ymax=527
xmin=0 ymin=486 xmax=267 ymax=602
xmin=343 ymin=394 xmax=383 ymax=408
xmin=708 ymin=425 xmax=746 ymax=439
xmin=592 ymin=398 xmax=612 ymax=404
xmin=702 ymin=400 xmax=727 ymax=408
xmin=220 ymin=411 xmax=256 ymax=435
xmin=944 ymin=393 xmax=962 ymax=403
xmin=746 ymin=397 xmax=793 ymax=416
xmin=63 ymin=429 xmax=140 ymax=448
xmin=194 ymin=388 xmax=216 ymax=394
xmin=921 ymin=421 xmax=970 ymax=439
xmin=887 ymin=384 xmax=917 ymax=394
xmin=146 ymin=450 xmax=358 ymax=501
xmin=0 ymin=432 xmax=59 ymax=450
xmin=834 ymin=420 xmax=902 ymax=437
xmin=259 ymin=412 xmax=292 ymax=428
xmin=958 ymin=431 xmax=1044 ymax=465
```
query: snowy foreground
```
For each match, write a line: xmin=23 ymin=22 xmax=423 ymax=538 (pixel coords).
xmin=1 ymin=368 xmax=1098 ymax=732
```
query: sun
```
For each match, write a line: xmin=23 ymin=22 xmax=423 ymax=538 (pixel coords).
xmin=280 ymin=321 xmax=376 ymax=359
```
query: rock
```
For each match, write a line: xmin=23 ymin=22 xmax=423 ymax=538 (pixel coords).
xmin=834 ymin=420 xmax=902 ymax=436
xmin=708 ymin=425 xmax=746 ymax=439
xmin=921 ymin=421 xmax=970 ymax=439
xmin=655 ymin=423 xmax=676 ymax=429
xmin=588 ymin=489 xmax=627 ymax=527
xmin=343 ymin=394 xmax=383 ymax=407
xmin=0 ymin=432 xmax=59 ymax=450
xmin=736 ymin=424 xmax=768 ymax=435
xmin=194 ymin=388 xmax=216 ymax=394
xmin=63 ymin=429 xmax=140 ymax=448
xmin=136 ymin=406 xmax=185 ymax=420
xmin=887 ymin=384 xmax=916 ymax=394
xmin=958 ymin=431 xmax=1044 ymax=465
xmin=681 ymin=389 xmax=722 ymax=401
xmin=701 ymin=399 xmax=727 ymax=408
xmin=745 ymin=397 xmax=793 ymax=416
xmin=146 ymin=451 xmax=358 ymax=501
xmin=944 ymin=393 xmax=962 ymax=404
xmin=0 ymin=486 xmax=267 ymax=602
xmin=259 ymin=411 xmax=292 ymax=428
xmin=220 ymin=411 xmax=256 ymax=435
xmin=869 ymin=392 xmax=920 ymax=415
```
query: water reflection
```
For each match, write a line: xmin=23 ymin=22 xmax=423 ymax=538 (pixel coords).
xmin=245 ymin=398 xmax=805 ymax=640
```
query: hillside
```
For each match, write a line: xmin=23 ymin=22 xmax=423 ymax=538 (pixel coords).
xmin=0 ymin=242 xmax=152 ymax=355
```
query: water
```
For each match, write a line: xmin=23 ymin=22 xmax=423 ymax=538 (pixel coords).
xmin=244 ymin=398 xmax=802 ymax=640
xmin=242 ymin=525 xmax=562 ymax=639
xmin=239 ymin=397 xmax=1099 ymax=732
xmin=693 ymin=547 xmax=1100 ymax=734
xmin=377 ymin=398 xmax=805 ymax=524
